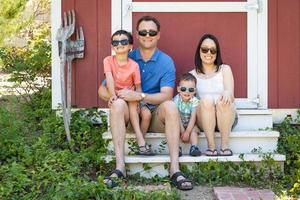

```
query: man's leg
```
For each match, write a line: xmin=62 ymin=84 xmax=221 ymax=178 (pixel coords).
xmin=152 ymin=101 xmax=192 ymax=189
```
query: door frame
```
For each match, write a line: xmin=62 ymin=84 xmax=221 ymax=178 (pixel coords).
xmin=112 ymin=0 xmax=268 ymax=109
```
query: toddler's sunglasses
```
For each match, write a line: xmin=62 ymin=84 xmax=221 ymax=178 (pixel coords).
xmin=138 ymin=30 xmax=158 ymax=37
xmin=200 ymin=47 xmax=217 ymax=55
xmin=111 ymin=39 xmax=129 ymax=46
xmin=180 ymin=87 xmax=195 ymax=93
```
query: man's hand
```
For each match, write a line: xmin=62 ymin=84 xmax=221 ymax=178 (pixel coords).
xmin=117 ymin=89 xmax=141 ymax=102
xmin=108 ymin=95 xmax=118 ymax=107
xmin=180 ymin=131 xmax=190 ymax=143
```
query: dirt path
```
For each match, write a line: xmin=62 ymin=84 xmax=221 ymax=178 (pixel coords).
xmin=179 ymin=186 xmax=216 ymax=200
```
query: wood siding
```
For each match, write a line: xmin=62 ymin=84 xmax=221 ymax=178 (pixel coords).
xmin=268 ymin=0 xmax=300 ymax=108
xmin=61 ymin=0 xmax=300 ymax=108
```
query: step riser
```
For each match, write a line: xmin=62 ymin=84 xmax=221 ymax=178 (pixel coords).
xmin=107 ymin=137 xmax=278 ymax=155
xmin=104 ymin=154 xmax=286 ymax=178
xmin=126 ymin=162 xmax=285 ymax=178
xmin=103 ymin=108 xmax=273 ymax=131
xmin=234 ymin=114 xmax=272 ymax=131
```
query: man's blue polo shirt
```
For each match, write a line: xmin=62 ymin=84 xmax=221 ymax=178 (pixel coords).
xmin=129 ymin=48 xmax=176 ymax=94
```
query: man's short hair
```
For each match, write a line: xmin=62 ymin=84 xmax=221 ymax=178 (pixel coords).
xmin=179 ymin=73 xmax=197 ymax=85
xmin=136 ymin=16 xmax=160 ymax=31
xmin=111 ymin=30 xmax=133 ymax=44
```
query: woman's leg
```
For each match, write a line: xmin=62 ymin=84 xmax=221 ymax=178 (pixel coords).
xmin=196 ymin=95 xmax=217 ymax=154
xmin=128 ymin=101 xmax=146 ymax=147
xmin=140 ymin=106 xmax=152 ymax=135
xmin=216 ymin=100 xmax=235 ymax=152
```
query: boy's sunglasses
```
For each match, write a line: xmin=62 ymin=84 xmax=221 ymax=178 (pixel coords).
xmin=200 ymin=47 xmax=217 ymax=55
xmin=180 ymin=87 xmax=195 ymax=93
xmin=111 ymin=39 xmax=129 ymax=46
xmin=138 ymin=30 xmax=158 ymax=37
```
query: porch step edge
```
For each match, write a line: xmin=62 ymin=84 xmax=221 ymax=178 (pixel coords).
xmin=104 ymin=154 xmax=286 ymax=163
xmin=102 ymin=130 xmax=280 ymax=140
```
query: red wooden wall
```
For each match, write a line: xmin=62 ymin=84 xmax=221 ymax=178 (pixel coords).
xmin=61 ymin=0 xmax=300 ymax=108
xmin=268 ymin=0 xmax=300 ymax=108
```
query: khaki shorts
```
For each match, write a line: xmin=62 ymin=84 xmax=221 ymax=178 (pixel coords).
xmin=126 ymin=104 xmax=165 ymax=133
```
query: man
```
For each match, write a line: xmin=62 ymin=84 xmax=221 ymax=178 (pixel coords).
xmin=98 ymin=16 xmax=193 ymax=190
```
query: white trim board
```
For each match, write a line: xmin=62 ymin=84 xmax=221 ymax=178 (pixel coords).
xmin=51 ymin=0 xmax=61 ymax=109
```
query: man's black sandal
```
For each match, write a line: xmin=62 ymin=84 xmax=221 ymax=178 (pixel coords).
xmin=104 ymin=169 xmax=125 ymax=188
xmin=170 ymin=171 xmax=193 ymax=191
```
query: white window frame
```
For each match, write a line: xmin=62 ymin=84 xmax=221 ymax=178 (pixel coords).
xmin=112 ymin=0 xmax=268 ymax=109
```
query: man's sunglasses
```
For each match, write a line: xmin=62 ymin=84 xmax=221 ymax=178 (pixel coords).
xmin=138 ymin=30 xmax=158 ymax=37
xmin=200 ymin=47 xmax=217 ymax=55
xmin=180 ymin=87 xmax=195 ymax=93
xmin=111 ymin=39 xmax=130 ymax=46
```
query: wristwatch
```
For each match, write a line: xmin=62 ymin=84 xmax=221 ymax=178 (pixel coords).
xmin=140 ymin=92 xmax=146 ymax=101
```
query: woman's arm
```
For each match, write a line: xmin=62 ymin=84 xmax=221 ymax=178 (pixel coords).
xmin=117 ymin=86 xmax=173 ymax=103
xmin=222 ymin=65 xmax=235 ymax=103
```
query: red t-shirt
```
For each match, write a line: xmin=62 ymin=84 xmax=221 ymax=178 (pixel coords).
xmin=103 ymin=55 xmax=141 ymax=90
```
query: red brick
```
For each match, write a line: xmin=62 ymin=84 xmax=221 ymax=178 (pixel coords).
xmin=232 ymin=193 xmax=249 ymax=200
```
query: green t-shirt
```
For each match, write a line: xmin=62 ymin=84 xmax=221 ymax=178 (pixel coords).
xmin=173 ymin=94 xmax=199 ymax=128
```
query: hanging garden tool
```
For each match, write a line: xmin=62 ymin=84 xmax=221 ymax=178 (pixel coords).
xmin=56 ymin=10 xmax=85 ymax=141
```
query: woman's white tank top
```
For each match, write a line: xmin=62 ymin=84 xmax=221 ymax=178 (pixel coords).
xmin=190 ymin=65 xmax=225 ymax=102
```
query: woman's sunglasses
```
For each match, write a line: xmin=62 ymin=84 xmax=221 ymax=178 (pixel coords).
xmin=180 ymin=87 xmax=195 ymax=93
xmin=138 ymin=30 xmax=158 ymax=37
xmin=111 ymin=39 xmax=129 ymax=46
xmin=200 ymin=47 xmax=217 ymax=55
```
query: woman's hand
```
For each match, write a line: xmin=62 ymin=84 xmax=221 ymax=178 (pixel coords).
xmin=220 ymin=90 xmax=232 ymax=105
xmin=108 ymin=95 xmax=118 ymax=107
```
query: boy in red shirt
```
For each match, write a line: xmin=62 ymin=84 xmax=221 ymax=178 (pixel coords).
xmin=103 ymin=30 xmax=154 ymax=155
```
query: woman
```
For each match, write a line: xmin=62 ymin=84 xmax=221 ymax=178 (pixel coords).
xmin=190 ymin=34 xmax=237 ymax=156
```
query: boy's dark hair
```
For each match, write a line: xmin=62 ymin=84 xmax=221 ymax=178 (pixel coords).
xmin=179 ymin=73 xmax=197 ymax=85
xmin=111 ymin=30 xmax=133 ymax=44
xmin=136 ymin=16 xmax=160 ymax=31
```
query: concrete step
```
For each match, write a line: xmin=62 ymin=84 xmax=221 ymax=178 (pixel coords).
xmin=104 ymin=154 xmax=286 ymax=178
xmin=103 ymin=130 xmax=280 ymax=155
xmin=234 ymin=109 xmax=272 ymax=131
xmin=102 ymin=109 xmax=273 ymax=131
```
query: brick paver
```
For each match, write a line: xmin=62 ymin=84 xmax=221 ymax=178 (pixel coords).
xmin=214 ymin=187 xmax=275 ymax=200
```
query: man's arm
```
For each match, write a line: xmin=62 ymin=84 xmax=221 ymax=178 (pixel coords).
xmin=117 ymin=86 xmax=173 ymax=104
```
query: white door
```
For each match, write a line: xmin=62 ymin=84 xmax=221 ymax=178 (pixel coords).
xmin=112 ymin=0 xmax=268 ymax=109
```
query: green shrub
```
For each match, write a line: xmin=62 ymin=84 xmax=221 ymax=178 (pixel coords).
xmin=275 ymin=111 xmax=300 ymax=197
